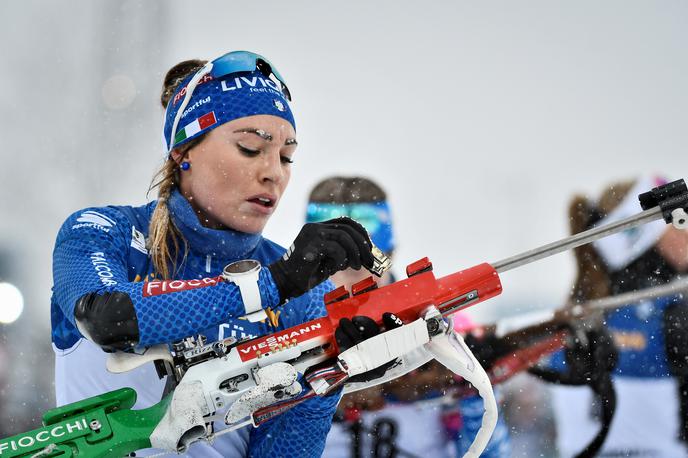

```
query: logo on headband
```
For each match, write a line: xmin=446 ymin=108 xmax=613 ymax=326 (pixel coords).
xmin=181 ymin=96 xmax=211 ymax=119
xmin=220 ymin=75 xmax=283 ymax=95
xmin=173 ymin=74 xmax=214 ymax=106
xmin=165 ymin=68 xmax=296 ymax=152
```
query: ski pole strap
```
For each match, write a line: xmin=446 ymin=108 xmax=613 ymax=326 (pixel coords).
xmin=677 ymin=376 xmax=688 ymax=444
xmin=528 ymin=364 xmax=616 ymax=458
xmin=580 ymin=376 xmax=616 ymax=458
xmin=425 ymin=329 xmax=498 ymax=458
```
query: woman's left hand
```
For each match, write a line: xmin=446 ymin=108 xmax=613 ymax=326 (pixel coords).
xmin=268 ymin=217 xmax=375 ymax=302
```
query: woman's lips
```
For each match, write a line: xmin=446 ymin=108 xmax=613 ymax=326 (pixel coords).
xmin=245 ymin=197 xmax=277 ymax=215
xmin=248 ymin=201 xmax=275 ymax=215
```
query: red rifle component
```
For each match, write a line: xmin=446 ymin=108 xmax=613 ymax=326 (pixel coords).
xmin=252 ymin=391 xmax=319 ymax=426
xmin=351 ymin=276 xmax=378 ymax=296
xmin=235 ymin=259 xmax=502 ymax=363
xmin=451 ymin=329 xmax=568 ymax=399
xmin=235 ymin=317 xmax=333 ymax=362
xmin=329 ymin=262 xmax=501 ymax=326
xmin=406 ymin=257 xmax=433 ymax=277
xmin=489 ymin=330 xmax=567 ymax=385
xmin=324 ymin=286 xmax=350 ymax=305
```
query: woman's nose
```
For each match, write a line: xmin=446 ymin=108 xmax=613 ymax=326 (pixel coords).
xmin=258 ymin=151 xmax=284 ymax=184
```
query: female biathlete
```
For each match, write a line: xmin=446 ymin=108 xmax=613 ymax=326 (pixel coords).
xmin=50 ymin=51 xmax=378 ymax=457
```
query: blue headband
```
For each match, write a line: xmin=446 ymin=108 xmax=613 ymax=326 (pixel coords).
xmin=306 ymin=202 xmax=395 ymax=254
xmin=163 ymin=51 xmax=295 ymax=152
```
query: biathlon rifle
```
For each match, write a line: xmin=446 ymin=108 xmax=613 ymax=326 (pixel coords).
xmin=473 ymin=261 xmax=688 ymax=388
xmin=3 ymin=179 xmax=688 ymax=458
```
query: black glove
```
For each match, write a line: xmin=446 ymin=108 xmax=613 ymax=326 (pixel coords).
xmin=336 ymin=313 xmax=403 ymax=383
xmin=268 ymin=217 xmax=375 ymax=303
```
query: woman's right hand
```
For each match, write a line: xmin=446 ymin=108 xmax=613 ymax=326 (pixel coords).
xmin=268 ymin=217 xmax=375 ymax=303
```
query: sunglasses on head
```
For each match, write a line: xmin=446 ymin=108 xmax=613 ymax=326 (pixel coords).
xmin=168 ymin=50 xmax=291 ymax=152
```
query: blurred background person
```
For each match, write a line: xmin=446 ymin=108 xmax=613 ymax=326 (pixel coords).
xmin=546 ymin=176 xmax=688 ymax=457
xmin=308 ymin=176 xmax=511 ymax=457
xmin=500 ymin=373 xmax=558 ymax=457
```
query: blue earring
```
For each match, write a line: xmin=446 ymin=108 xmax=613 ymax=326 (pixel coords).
xmin=181 ymin=161 xmax=191 ymax=171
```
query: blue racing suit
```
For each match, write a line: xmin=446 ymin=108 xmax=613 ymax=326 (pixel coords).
xmin=545 ymin=295 xmax=688 ymax=457
xmin=51 ymin=189 xmax=339 ymax=457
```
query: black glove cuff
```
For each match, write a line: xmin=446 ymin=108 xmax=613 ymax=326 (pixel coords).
xmin=267 ymin=261 xmax=297 ymax=305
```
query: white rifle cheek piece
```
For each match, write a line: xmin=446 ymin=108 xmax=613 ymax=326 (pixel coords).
xmin=222 ymin=260 xmax=267 ymax=323
xmin=148 ymin=354 xmax=305 ymax=453
xmin=225 ymin=362 xmax=302 ymax=425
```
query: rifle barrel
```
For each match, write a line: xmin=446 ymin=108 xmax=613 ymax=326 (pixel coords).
xmin=491 ymin=207 xmax=662 ymax=274
xmin=584 ymin=278 xmax=688 ymax=312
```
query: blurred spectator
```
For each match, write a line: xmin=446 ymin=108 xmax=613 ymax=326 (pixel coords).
xmin=501 ymin=373 xmax=557 ymax=457
xmin=548 ymin=176 xmax=688 ymax=457
xmin=308 ymin=176 xmax=511 ymax=457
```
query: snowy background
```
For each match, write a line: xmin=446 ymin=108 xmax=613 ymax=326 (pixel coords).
xmin=0 ymin=0 xmax=687 ymax=446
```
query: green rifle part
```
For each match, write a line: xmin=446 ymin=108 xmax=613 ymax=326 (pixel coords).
xmin=0 ymin=388 xmax=170 ymax=458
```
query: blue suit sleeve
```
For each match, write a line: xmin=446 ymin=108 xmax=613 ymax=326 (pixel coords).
xmin=248 ymin=280 xmax=340 ymax=457
xmin=248 ymin=392 xmax=340 ymax=457
xmin=52 ymin=207 xmax=281 ymax=346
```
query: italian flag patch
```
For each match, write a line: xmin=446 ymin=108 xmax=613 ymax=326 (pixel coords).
xmin=174 ymin=111 xmax=217 ymax=145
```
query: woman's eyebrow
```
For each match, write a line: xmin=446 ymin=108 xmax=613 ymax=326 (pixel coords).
xmin=233 ymin=128 xmax=273 ymax=141
xmin=234 ymin=128 xmax=297 ymax=146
